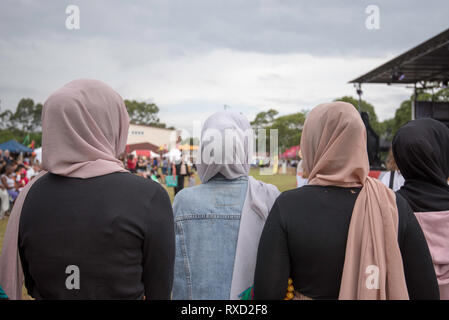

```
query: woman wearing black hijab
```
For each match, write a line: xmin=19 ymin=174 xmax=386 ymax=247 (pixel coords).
xmin=393 ymin=118 xmax=449 ymax=299
xmin=393 ymin=118 xmax=449 ymax=212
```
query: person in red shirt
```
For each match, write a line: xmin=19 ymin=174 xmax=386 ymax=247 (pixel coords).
xmin=15 ymin=166 xmax=29 ymax=189
xmin=126 ymin=154 xmax=137 ymax=173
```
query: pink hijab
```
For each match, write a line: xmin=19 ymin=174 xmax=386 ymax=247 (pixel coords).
xmin=0 ymin=79 xmax=129 ymax=299
xmin=300 ymin=102 xmax=409 ymax=300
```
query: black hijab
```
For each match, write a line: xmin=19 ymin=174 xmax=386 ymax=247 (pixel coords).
xmin=392 ymin=118 xmax=449 ymax=212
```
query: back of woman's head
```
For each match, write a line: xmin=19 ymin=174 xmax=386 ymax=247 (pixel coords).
xmin=385 ymin=147 xmax=399 ymax=171
xmin=300 ymin=101 xmax=369 ymax=186
xmin=392 ymin=118 xmax=449 ymax=186
xmin=41 ymin=79 xmax=130 ymax=178
xmin=196 ymin=111 xmax=253 ymax=183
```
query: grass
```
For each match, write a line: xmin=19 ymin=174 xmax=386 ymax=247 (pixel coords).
xmin=0 ymin=169 xmax=296 ymax=299
xmin=0 ymin=217 xmax=8 ymax=256
xmin=162 ymin=167 xmax=297 ymax=202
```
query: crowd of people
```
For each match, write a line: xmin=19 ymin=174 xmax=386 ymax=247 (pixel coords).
xmin=122 ymin=153 xmax=196 ymax=195
xmin=0 ymin=79 xmax=448 ymax=301
xmin=0 ymin=150 xmax=42 ymax=220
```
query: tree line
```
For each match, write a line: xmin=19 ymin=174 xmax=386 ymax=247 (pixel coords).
xmin=0 ymin=99 xmax=173 ymax=148
xmin=251 ymin=87 xmax=449 ymax=153
xmin=1 ymin=87 xmax=448 ymax=150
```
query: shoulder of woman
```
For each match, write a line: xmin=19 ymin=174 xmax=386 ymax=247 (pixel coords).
xmin=394 ymin=191 xmax=415 ymax=228
xmin=248 ymin=176 xmax=280 ymax=197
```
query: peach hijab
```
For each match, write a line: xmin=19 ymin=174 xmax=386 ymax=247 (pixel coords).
xmin=0 ymin=79 xmax=129 ymax=299
xmin=300 ymin=102 xmax=409 ymax=300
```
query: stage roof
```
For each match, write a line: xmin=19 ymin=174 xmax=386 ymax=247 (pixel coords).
xmin=350 ymin=28 xmax=449 ymax=84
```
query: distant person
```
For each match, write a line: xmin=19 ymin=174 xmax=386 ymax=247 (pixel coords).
xmin=126 ymin=154 xmax=137 ymax=173
xmin=136 ymin=156 xmax=147 ymax=173
xmin=393 ymin=118 xmax=449 ymax=299
xmin=173 ymin=157 xmax=189 ymax=195
xmin=153 ymin=157 xmax=158 ymax=168
xmin=0 ymin=177 xmax=9 ymax=220
xmin=161 ymin=157 xmax=169 ymax=183
xmin=380 ymin=148 xmax=405 ymax=191
xmin=172 ymin=111 xmax=280 ymax=300
xmin=2 ymin=150 xmax=12 ymax=165
xmin=296 ymin=159 xmax=308 ymax=188
xmin=15 ymin=165 xmax=29 ymax=190
xmin=1 ymin=164 xmax=19 ymax=201
xmin=188 ymin=172 xmax=196 ymax=187
xmin=0 ymin=79 xmax=175 ymax=300
xmin=254 ymin=102 xmax=439 ymax=300
xmin=26 ymin=163 xmax=39 ymax=180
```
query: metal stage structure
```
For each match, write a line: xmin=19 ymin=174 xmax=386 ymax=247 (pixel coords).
xmin=349 ymin=28 xmax=449 ymax=169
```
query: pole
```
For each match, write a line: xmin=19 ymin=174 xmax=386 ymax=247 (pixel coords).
xmin=356 ymin=83 xmax=363 ymax=112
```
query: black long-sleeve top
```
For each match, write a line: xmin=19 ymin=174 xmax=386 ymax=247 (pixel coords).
xmin=18 ymin=172 xmax=175 ymax=300
xmin=254 ymin=185 xmax=439 ymax=300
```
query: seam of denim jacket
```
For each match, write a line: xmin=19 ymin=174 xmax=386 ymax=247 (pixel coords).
xmin=175 ymin=214 xmax=241 ymax=222
xmin=177 ymin=221 xmax=193 ymax=299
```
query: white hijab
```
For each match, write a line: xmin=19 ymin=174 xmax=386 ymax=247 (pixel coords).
xmin=196 ymin=111 xmax=280 ymax=299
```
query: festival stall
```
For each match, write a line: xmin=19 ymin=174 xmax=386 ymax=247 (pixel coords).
xmin=0 ymin=140 xmax=33 ymax=154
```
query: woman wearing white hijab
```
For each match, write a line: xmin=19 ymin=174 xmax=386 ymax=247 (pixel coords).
xmin=0 ymin=79 xmax=175 ymax=299
xmin=172 ymin=111 xmax=280 ymax=300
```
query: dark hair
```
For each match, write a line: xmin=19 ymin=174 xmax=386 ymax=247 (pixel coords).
xmin=385 ymin=147 xmax=398 ymax=171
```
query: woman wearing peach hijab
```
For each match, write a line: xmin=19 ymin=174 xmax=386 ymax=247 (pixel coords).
xmin=254 ymin=102 xmax=439 ymax=300
xmin=0 ymin=79 xmax=174 ymax=299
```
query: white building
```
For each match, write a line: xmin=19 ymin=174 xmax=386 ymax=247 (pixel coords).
xmin=127 ymin=123 xmax=178 ymax=152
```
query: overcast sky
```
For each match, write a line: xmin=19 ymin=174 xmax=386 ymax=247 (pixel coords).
xmin=1 ymin=0 xmax=448 ymax=130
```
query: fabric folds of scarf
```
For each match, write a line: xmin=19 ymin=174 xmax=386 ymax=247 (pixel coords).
xmin=301 ymin=102 xmax=409 ymax=300
xmin=230 ymin=176 xmax=280 ymax=300
xmin=414 ymin=210 xmax=449 ymax=299
xmin=41 ymin=79 xmax=130 ymax=178
xmin=0 ymin=79 xmax=130 ymax=299
xmin=195 ymin=111 xmax=280 ymax=300
xmin=0 ymin=171 xmax=47 ymax=299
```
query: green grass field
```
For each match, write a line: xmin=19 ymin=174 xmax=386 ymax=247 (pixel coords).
xmin=163 ymin=168 xmax=296 ymax=202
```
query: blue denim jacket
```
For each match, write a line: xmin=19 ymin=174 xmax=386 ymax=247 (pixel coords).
xmin=172 ymin=175 xmax=249 ymax=300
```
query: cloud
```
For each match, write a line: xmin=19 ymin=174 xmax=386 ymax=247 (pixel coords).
xmin=0 ymin=0 xmax=448 ymax=129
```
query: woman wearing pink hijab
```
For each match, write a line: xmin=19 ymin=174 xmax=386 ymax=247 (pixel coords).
xmin=0 ymin=79 xmax=175 ymax=299
xmin=254 ymin=102 xmax=439 ymax=300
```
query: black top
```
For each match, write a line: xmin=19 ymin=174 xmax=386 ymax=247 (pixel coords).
xmin=254 ymin=185 xmax=439 ymax=300
xmin=19 ymin=172 xmax=175 ymax=300
xmin=174 ymin=162 xmax=190 ymax=177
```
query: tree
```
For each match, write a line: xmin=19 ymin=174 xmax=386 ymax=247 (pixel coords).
xmin=335 ymin=96 xmax=382 ymax=135
xmin=250 ymin=109 xmax=279 ymax=129
xmin=392 ymin=100 xmax=412 ymax=134
xmin=434 ymin=87 xmax=449 ymax=101
xmin=379 ymin=87 xmax=449 ymax=141
xmin=124 ymin=100 xmax=166 ymax=127
xmin=251 ymin=109 xmax=305 ymax=153
xmin=1 ymin=97 xmax=173 ymax=148
xmin=0 ymin=109 xmax=13 ymax=130
xmin=181 ymin=137 xmax=199 ymax=146
xmin=269 ymin=112 xmax=305 ymax=152
xmin=0 ymin=99 xmax=43 ymax=147
xmin=1 ymin=98 xmax=42 ymax=132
